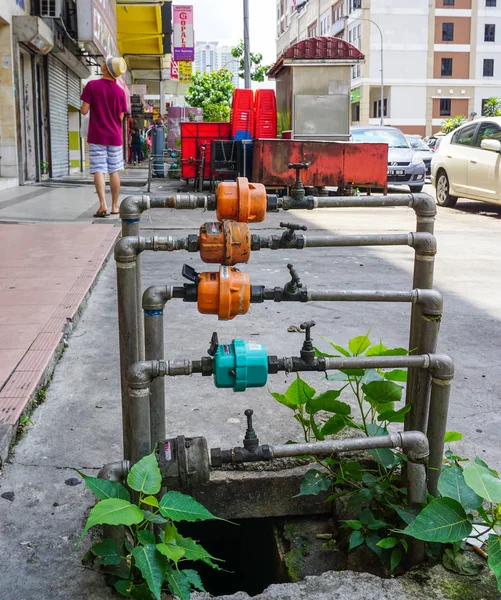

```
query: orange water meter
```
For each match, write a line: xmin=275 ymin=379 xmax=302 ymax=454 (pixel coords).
xmin=199 ymin=221 xmax=251 ymax=265
xmin=216 ymin=177 xmax=267 ymax=223
xmin=197 ymin=265 xmax=251 ymax=320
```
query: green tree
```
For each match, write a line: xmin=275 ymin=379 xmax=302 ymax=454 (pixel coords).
xmin=440 ymin=115 xmax=467 ymax=134
xmin=231 ymin=40 xmax=273 ymax=83
xmin=185 ymin=70 xmax=235 ymax=122
xmin=482 ymin=97 xmax=501 ymax=117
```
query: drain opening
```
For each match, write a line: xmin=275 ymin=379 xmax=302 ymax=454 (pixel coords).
xmin=178 ymin=517 xmax=283 ymax=597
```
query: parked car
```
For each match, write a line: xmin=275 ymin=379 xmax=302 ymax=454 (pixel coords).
xmin=431 ymin=117 xmax=501 ymax=207
xmin=406 ymin=135 xmax=434 ymax=176
xmin=351 ymin=126 xmax=426 ymax=193
xmin=424 ymin=133 xmax=446 ymax=152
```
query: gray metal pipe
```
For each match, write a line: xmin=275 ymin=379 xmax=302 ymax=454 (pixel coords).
xmin=119 ymin=194 xmax=215 ymax=222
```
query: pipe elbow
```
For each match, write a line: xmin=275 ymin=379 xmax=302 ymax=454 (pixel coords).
xmin=409 ymin=232 xmax=437 ymax=256
xmin=119 ymin=195 xmax=151 ymax=221
xmin=128 ymin=360 xmax=163 ymax=389
xmin=410 ymin=193 xmax=437 ymax=218
xmin=400 ymin=431 xmax=429 ymax=461
xmin=428 ymin=354 xmax=455 ymax=380
xmin=416 ymin=289 xmax=443 ymax=316
xmin=114 ymin=236 xmax=143 ymax=262
xmin=143 ymin=286 xmax=173 ymax=311
xmin=98 ymin=460 xmax=130 ymax=482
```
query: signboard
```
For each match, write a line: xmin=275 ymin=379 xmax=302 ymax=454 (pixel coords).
xmin=178 ymin=61 xmax=192 ymax=83
xmin=77 ymin=0 xmax=118 ymax=58
xmin=173 ymin=5 xmax=194 ymax=61
xmin=170 ymin=59 xmax=179 ymax=80
xmin=351 ymin=88 xmax=361 ymax=104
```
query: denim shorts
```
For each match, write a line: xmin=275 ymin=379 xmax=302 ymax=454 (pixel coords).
xmin=89 ymin=144 xmax=124 ymax=174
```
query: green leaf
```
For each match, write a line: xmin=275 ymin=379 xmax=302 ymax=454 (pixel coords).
xmin=294 ymin=469 xmax=332 ymax=497
xmin=174 ymin=535 xmax=223 ymax=568
xmin=377 ymin=404 xmax=412 ymax=423
xmin=380 ymin=347 xmax=408 ymax=356
xmin=322 ymin=338 xmax=351 ymax=357
xmin=310 ymin=415 xmax=325 ymax=441
xmin=343 ymin=461 xmax=364 ymax=480
xmin=165 ymin=566 xmax=191 ymax=600
xmin=75 ymin=470 xmax=130 ymax=502
xmin=287 ymin=375 xmax=316 ymax=406
xmin=305 ymin=390 xmax=350 ymax=415
xmin=127 ymin=452 xmax=162 ymax=495
xmin=400 ymin=539 xmax=409 ymax=552
xmin=115 ymin=580 xmax=152 ymax=600
xmin=159 ymin=491 xmax=221 ymax=522
xmin=365 ymin=423 xmax=388 ymax=437
xmin=443 ymin=548 xmax=483 ymax=576
xmin=377 ymin=537 xmax=398 ymax=549
xmin=183 ymin=569 xmax=206 ymax=592
xmin=363 ymin=380 xmax=403 ymax=406
xmin=314 ymin=347 xmax=338 ymax=358
xmin=488 ymin=535 xmax=501 ymax=591
xmin=361 ymin=369 xmax=385 ymax=384
xmin=444 ymin=431 xmax=463 ymax=442
xmin=90 ymin=539 xmax=122 ymax=565
xmin=157 ymin=543 xmax=186 ymax=566
xmin=368 ymin=448 xmax=400 ymax=469
xmin=391 ymin=503 xmax=421 ymax=525
xmin=325 ymin=371 xmax=350 ymax=382
xmin=137 ymin=530 xmax=156 ymax=546
xmin=131 ymin=544 xmax=165 ymax=600
xmin=366 ymin=343 xmax=388 ymax=356
xmin=141 ymin=496 xmax=159 ymax=508
xmin=79 ymin=499 xmax=144 ymax=543
xmin=383 ymin=369 xmax=408 ymax=382
xmin=365 ymin=533 xmax=383 ymax=558
xmin=344 ymin=520 xmax=363 ymax=530
xmin=391 ymin=546 xmax=402 ymax=572
xmin=463 ymin=462 xmax=501 ymax=503
xmin=349 ymin=332 xmax=371 ymax=356
xmin=401 ymin=497 xmax=472 ymax=543
xmin=321 ymin=414 xmax=348 ymax=436
xmin=438 ymin=464 xmax=483 ymax=511
xmin=348 ymin=530 xmax=365 ymax=551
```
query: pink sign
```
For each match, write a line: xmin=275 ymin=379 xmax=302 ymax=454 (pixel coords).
xmin=173 ymin=5 xmax=194 ymax=62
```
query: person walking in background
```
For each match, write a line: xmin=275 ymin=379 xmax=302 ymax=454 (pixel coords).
xmin=80 ymin=57 xmax=128 ymax=217
xmin=129 ymin=127 xmax=142 ymax=165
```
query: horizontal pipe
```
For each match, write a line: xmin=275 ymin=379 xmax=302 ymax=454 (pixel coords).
xmin=115 ymin=236 xmax=190 ymax=262
xmin=304 ymin=233 xmax=410 ymax=248
xmin=309 ymin=193 xmax=436 ymax=219
xmin=119 ymin=194 xmax=216 ymax=220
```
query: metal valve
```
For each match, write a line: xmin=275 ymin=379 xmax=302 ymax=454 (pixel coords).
xmin=284 ymin=263 xmax=303 ymax=297
xmin=280 ymin=222 xmax=308 ymax=245
xmin=288 ymin=162 xmax=310 ymax=174
xmin=300 ymin=321 xmax=316 ymax=363
xmin=208 ymin=332 xmax=219 ymax=357
xmin=243 ymin=409 xmax=259 ymax=453
xmin=182 ymin=264 xmax=199 ymax=284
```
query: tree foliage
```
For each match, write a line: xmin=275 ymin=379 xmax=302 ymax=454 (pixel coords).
xmin=482 ymin=97 xmax=501 ymax=117
xmin=185 ymin=70 xmax=234 ymax=122
xmin=440 ymin=115 xmax=467 ymax=134
xmin=231 ymin=40 xmax=273 ymax=83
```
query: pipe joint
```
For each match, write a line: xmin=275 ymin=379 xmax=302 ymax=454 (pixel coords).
xmin=428 ymin=354 xmax=455 ymax=380
xmin=128 ymin=360 xmax=164 ymax=389
xmin=114 ymin=236 xmax=143 ymax=262
xmin=119 ymin=195 xmax=151 ymax=220
xmin=144 ymin=236 xmax=188 ymax=252
xmin=409 ymin=232 xmax=437 ymax=256
xmin=143 ymin=286 xmax=174 ymax=311
xmin=400 ymin=431 xmax=430 ymax=461
xmin=415 ymin=289 xmax=444 ymax=316
xmin=98 ymin=460 xmax=130 ymax=482
xmin=410 ymin=193 xmax=437 ymax=218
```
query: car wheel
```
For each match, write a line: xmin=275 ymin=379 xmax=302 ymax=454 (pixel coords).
xmin=436 ymin=171 xmax=458 ymax=207
xmin=410 ymin=185 xmax=424 ymax=193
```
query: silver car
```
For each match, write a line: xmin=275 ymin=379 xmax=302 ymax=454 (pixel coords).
xmin=351 ymin=126 xmax=426 ymax=193
xmin=406 ymin=135 xmax=434 ymax=177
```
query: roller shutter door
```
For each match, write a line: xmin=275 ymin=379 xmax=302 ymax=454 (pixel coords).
xmin=48 ymin=55 xmax=68 ymax=178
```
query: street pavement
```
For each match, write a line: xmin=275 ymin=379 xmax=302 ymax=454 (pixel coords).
xmin=0 ymin=179 xmax=500 ymax=599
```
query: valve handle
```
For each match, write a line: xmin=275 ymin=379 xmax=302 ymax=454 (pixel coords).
xmin=288 ymin=162 xmax=310 ymax=171
xmin=208 ymin=332 xmax=219 ymax=357
xmin=182 ymin=264 xmax=199 ymax=284
xmin=243 ymin=409 xmax=259 ymax=451
xmin=280 ymin=222 xmax=308 ymax=232
xmin=287 ymin=263 xmax=303 ymax=289
xmin=300 ymin=321 xmax=316 ymax=340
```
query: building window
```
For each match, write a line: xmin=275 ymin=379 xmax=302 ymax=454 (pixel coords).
xmin=486 ymin=0 xmax=496 ymax=6
xmin=443 ymin=0 xmax=455 ymax=5
xmin=373 ymin=99 xmax=388 ymax=118
xmin=442 ymin=23 xmax=454 ymax=41
xmin=485 ymin=24 xmax=496 ymax=42
xmin=320 ymin=10 xmax=330 ymax=35
xmin=308 ymin=22 xmax=317 ymax=37
xmin=332 ymin=2 xmax=344 ymax=23
xmin=484 ymin=58 xmax=494 ymax=76
xmin=441 ymin=58 xmax=453 ymax=77
xmin=350 ymin=0 xmax=362 ymax=12
xmin=440 ymin=99 xmax=451 ymax=116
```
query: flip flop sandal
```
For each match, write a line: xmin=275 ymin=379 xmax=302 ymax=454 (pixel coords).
xmin=93 ymin=210 xmax=109 ymax=218
xmin=110 ymin=211 xmax=120 ymax=215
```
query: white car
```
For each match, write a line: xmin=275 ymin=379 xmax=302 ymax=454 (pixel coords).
xmin=431 ymin=117 xmax=501 ymax=207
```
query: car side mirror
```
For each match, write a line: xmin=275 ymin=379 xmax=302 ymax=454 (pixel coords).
xmin=480 ymin=139 xmax=501 ymax=153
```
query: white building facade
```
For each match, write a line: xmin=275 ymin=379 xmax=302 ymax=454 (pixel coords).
xmin=194 ymin=41 xmax=240 ymax=88
xmin=276 ymin=0 xmax=501 ymax=136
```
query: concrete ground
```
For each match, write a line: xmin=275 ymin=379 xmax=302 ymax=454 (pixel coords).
xmin=0 ymin=180 xmax=500 ymax=599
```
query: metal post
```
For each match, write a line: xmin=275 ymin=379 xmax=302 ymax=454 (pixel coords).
xmin=121 ymin=220 xmax=144 ymax=362
xmin=427 ymin=376 xmax=453 ymax=496
xmin=144 ymin=310 xmax=166 ymax=449
xmin=130 ymin=387 xmax=152 ymax=464
xmin=243 ymin=0 xmax=251 ymax=89
xmin=376 ymin=22 xmax=384 ymax=126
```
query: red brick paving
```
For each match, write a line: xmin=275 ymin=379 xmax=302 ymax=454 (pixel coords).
xmin=0 ymin=224 xmax=118 ymax=425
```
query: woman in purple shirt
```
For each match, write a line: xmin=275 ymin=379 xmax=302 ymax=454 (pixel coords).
xmin=80 ymin=57 xmax=128 ymax=217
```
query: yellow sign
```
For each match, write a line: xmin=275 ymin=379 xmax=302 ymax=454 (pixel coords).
xmin=178 ymin=61 xmax=192 ymax=83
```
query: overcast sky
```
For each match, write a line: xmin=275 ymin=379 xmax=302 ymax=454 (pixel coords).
xmin=185 ymin=0 xmax=277 ymax=66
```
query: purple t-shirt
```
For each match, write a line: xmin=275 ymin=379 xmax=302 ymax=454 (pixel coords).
xmin=81 ymin=79 xmax=128 ymax=146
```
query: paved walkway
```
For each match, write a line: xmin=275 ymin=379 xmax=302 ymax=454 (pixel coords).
xmin=0 ymin=222 xmax=118 ymax=459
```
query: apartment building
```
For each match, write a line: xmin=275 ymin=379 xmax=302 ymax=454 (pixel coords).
xmin=194 ymin=41 xmax=240 ymax=88
xmin=276 ymin=0 xmax=501 ymax=135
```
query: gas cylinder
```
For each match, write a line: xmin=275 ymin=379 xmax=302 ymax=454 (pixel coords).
xmin=216 ymin=177 xmax=267 ymax=223
xmin=199 ymin=221 xmax=251 ymax=265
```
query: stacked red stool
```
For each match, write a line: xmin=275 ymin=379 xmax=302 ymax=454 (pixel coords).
xmin=254 ymin=90 xmax=277 ymax=139
xmin=231 ymin=89 xmax=255 ymax=140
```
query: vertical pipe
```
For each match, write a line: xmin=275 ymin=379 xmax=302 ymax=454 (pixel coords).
xmin=243 ymin=0 xmax=251 ymax=89
xmin=427 ymin=377 xmax=452 ymax=496
xmin=144 ymin=311 xmax=166 ymax=449
xmin=406 ymin=461 xmax=427 ymax=566
xmin=129 ymin=387 xmax=152 ymax=463
xmin=116 ymin=260 xmax=139 ymax=460
xmin=122 ymin=220 xmax=144 ymax=361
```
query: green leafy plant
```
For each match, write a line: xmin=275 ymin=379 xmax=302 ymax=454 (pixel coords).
xmin=231 ymin=40 xmax=273 ymax=82
xmin=482 ymin=97 xmax=501 ymax=117
xmin=77 ymin=452 xmax=225 ymax=599
xmin=186 ymin=70 xmax=234 ymax=123
xmin=440 ymin=115 xmax=467 ymax=134
xmin=40 ymin=160 xmax=49 ymax=175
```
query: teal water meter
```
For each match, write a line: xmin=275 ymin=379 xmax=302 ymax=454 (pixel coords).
xmin=211 ymin=335 xmax=268 ymax=392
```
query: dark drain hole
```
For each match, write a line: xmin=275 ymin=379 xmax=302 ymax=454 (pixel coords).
xmin=178 ymin=517 xmax=284 ymax=597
